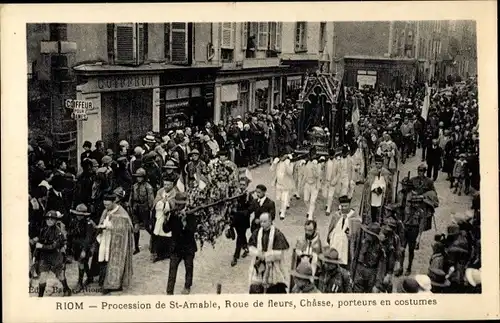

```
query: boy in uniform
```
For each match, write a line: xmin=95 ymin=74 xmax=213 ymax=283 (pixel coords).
xmin=30 ymin=210 xmax=71 ymax=297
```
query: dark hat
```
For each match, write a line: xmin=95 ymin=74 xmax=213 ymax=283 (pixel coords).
xmin=428 ymin=268 xmax=451 ymax=287
xmin=103 ymin=192 xmax=117 ymax=201
xmin=398 ymin=277 xmax=421 ymax=293
xmin=291 ymin=261 xmax=314 ymax=280
xmin=374 ymin=154 xmax=384 ymax=162
xmin=318 ymin=248 xmax=343 ymax=264
xmin=447 ymin=245 xmax=469 ymax=255
xmin=173 ymin=192 xmax=188 ymax=205
xmin=45 ymin=210 xmax=63 ymax=219
xmin=218 ymin=150 xmax=229 ymax=157
xmin=401 ymin=177 xmax=412 ymax=186
xmin=361 ymin=222 xmax=382 ymax=237
xmin=70 ymin=204 xmax=91 ymax=216
xmin=338 ymin=195 xmax=351 ymax=204
xmin=83 ymin=140 xmax=92 ymax=149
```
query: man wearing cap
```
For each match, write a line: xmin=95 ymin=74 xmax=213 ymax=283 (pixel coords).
xmin=425 ymin=138 xmax=443 ymax=181
xmin=359 ymin=155 xmax=393 ymax=224
xmin=129 ymin=168 xmax=154 ymax=254
xmin=270 ymin=154 xmax=294 ymax=220
xmin=318 ymin=248 xmax=352 ymax=293
xmin=30 ymin=210 xmax=71 ymax=297
xmin=143 ymin=151 xmax=162 ymax=195
xmin=326 ymin=196 xmax=357 ymax=267
xmin=290 ymin=261 xmax=321 ymax=293
xmin=81 ymin=141 xmax=93 ymax=165
xmin=351 ymin=222 xmax=387 ymax=293
xmin=248 ymin=212 xmax=290 ymax=294
xmin=163 ymin=192 xmax=197 ymax=295
xmin=96 ymin=193 xmax=134 ymax=294
xmin=67 ymin=204 xmax=96 ymax=292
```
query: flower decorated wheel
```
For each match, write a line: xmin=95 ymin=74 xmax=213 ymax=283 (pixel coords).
xmin=187 ymin=159 xmax=242 ymax=248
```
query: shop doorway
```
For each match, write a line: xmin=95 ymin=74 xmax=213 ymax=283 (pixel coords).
xmin=101 ymin=89 xmax=153 ymax=150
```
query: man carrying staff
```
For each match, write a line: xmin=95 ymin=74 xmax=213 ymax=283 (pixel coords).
xmin=317 ymin=248 xmax=353 ymax=293
xmin=129 ymin=168 xmax=154 ymax=254
xmin=248 ymin=212 xmax=290 ymax=294
xmin=351 ymin=222 xmax=387 ymax=293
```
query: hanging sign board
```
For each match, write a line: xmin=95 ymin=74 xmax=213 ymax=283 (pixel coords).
xmin=65 ymin=99 xmax=95 ymax=121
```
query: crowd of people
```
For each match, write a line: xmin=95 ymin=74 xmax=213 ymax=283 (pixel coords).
xmin=27 ymin=76 xmax=481 ymax=296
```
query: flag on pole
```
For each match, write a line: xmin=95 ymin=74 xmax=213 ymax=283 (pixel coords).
xmin=421 ymin=83 xmax=431 ymax=121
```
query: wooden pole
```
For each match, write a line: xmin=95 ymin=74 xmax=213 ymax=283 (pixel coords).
xmin=216 ymin=283 xmax=222 ymax=294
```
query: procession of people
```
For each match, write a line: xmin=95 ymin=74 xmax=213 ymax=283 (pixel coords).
xmin=28 ymin=77 xmax=481 ymax=296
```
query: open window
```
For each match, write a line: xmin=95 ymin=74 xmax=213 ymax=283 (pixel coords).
xmin=111 ymin=23 xmax=148 ymax=65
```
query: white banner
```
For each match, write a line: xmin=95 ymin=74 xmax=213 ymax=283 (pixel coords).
xmin=221 ymin=84 xmax=238 ymax=102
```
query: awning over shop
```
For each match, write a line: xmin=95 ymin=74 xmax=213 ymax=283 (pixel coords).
xmin=255 ymin=80 xmax=269 ymax=90
xmin=221 ymin=84 xmax=238 ymax=102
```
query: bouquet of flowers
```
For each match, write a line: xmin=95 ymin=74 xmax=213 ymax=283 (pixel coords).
xmin=186 ymin=159 xmax=243 ymax=248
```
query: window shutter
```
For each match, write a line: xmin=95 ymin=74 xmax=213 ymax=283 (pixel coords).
xmin=269 ymin=22 xmax=276 ymax=51
xmin=221 ymin=22 xmax=234 ymax=49
xmin=114 ymin=23 xmax=136 ymax=64
xmin=275 ymin=22 xmax=282 ymax=51
xmin=257 ymin=22 xmax=269 ymax=50
xmin=171 ymin=22 xmax=188 ymax=64
xmin=164 ymin=23 xmax=171 ymax=61
xmin=241 ymin=22 xmax=248 ymax=50
xmin=137 ymin=23 xmax=146 ymax=64
xmin=107 ymin=23 xmax=115 ymax=62
xmin=295 ymin=23 xmax=301 ymax=51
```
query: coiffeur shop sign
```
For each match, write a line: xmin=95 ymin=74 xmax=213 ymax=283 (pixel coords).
xmin=65 ymin=99 xmax=95 ymax=121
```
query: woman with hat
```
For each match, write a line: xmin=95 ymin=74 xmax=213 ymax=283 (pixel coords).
xmin=67 ymin=204 xmax=96 ymax=292
xmin=96 ymin=192 xmax=134 ymax=295
xmin=318 ymin=248 xmax=352 ymax=293
xmin=30 ymin=210 xmax=71 ymax=297
xmin=129 ymin=168 xmax=154 ymax=254
xmin=290 ymin=261 xmax=321 ymax=293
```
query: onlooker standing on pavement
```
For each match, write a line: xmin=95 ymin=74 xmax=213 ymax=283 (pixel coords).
xmin=164 ymin=192 xmax=197 ymax=295
xmin=249 ymin=184 xmax=276 ymax=233
xmin=229 ymin=177 xmax=253 ymax=267
xmin=426 ymin=138 xmax=443 ymax=181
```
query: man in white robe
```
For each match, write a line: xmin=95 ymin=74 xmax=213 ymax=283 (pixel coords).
xmin=303 ymin=157 xmax=322 ymax=220
xmin=325 ymin=148 xmax=342 ymax=216
xmin=326 ymin=196 xmax=359 ymax=266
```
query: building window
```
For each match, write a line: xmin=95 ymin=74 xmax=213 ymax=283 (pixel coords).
xmin=268 ymin=22 xmax=282 ymax=53
xmin=257 ymin=22 xmax=269 ymax=50
xmin=319 ymin=22 xmax=327 ymax=53
xmin=164 ymin=23 xmax=189 ymax=64
xmin=109 ymin=23 xmax=148 ymax=65
xmin=295 ymin=22 xmax=307 ymax=52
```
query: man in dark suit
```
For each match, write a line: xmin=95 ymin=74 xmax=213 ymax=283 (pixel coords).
xmin=230 ymin=177 xmax=254 ymax=267
xmin=164 ymin=192 xmax=197 ymax=295
xmin=249 ymin=184 xmax=276 ymax=233
xmin=426 ymin=138 xmax=443 ymax=181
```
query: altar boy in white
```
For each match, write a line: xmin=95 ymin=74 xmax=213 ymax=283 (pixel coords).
xmin=326 ymin=195 xmax=358 ymax=266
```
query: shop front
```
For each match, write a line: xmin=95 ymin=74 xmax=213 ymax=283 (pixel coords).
xmin=73 ymin=68 xmax=162 ymax=169
xmin=283 ymin=74 xmax=304 ymax=101
xmin=160 ymin=67 xmax=217 ymax=133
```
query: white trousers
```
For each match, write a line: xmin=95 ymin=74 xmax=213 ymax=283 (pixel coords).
xmin=303 ymin=183 xmax=319 ymax=218
xmin=326 ymin=185 xmax=338 ymax=213
xmin=276 ymin=189 xmax=290 ymax=217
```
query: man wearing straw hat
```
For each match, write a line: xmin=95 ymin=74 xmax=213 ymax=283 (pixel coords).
xmin=318 ymin=248 xmax=352 ymax=293
xmin=351 ymin=222 xmax=387 ymax=293
xmin=290 ymin=261 xmax=321 ymax=293
xmin=143 ymin=132 xmax=157 ymax=154
xmin=29 ymin=210 xmax=71 ymax=297
xmin=67 ymin=204 xmax=96 ymax=293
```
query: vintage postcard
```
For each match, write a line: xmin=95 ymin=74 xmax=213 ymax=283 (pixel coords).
xmin=1 ymin=1 xmax=498 ymax=322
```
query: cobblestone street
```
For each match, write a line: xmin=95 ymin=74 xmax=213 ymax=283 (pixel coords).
xmin=32 ymin=150 xmax=473 ymax=296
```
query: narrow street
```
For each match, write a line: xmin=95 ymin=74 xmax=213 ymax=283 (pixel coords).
xmin=34 ymin=150 xmax=473 ymax=296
